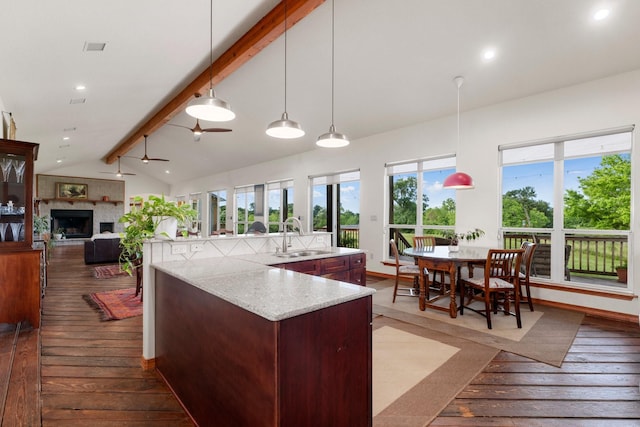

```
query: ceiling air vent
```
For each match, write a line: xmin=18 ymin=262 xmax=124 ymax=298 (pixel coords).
xmin=83 ymin=42 xmax=106 ymax=52
xmin=69 ymin=98 xmax=86 ymax=104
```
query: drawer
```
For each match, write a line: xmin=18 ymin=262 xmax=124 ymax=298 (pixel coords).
xmin=283 ymin=259 xmax=320 ymax=274
xmin=349 ymin=253 xmax=366 ymax=269
xmin=349 ymin=268 xmax=366 ymax=286
xmin=320 ymin=255 xmax=350 ymax=274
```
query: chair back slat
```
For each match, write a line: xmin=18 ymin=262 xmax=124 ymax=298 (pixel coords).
xmin=520 ymin=241 xmax=537 ymax=276
xmin=484 ymin=249 xmax=524 ymax=285
xmin=389 ymin=239 xmax=400 ymax=269
xmin=413 ymin=236 xmax=436 ymax=250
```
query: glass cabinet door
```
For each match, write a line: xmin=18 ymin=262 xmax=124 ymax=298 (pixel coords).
xmin=0 ymin=152 xmax=27 ymax=241
xmin=0 ymin=139 xmax=39 ymax=249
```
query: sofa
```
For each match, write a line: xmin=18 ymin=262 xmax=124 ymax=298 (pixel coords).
xmin=84 ymin=233 xmax=123 ymax=264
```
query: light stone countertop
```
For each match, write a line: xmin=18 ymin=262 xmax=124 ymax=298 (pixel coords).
xmin=234 ymin=246 xmax=362 ymax=266
xmin=151 ymin=251 xmax=374 ymax=322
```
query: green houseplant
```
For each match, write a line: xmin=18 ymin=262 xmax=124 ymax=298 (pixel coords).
xmin=440 ymin=228 xmax=485 ymax=248
xmin=118 ymin=195 xmax=197 ymax=274
xmin=34 ymin=215 xmax=50 ymax=235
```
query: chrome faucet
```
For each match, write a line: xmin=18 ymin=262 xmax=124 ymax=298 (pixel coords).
xmin=282 ymin=217 xmax=303 ymax=253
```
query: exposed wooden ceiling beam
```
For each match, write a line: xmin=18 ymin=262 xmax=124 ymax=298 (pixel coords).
xmin=105 ymin=0 xmax=325 ymax=164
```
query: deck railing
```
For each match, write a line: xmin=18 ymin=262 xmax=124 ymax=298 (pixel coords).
xmin=322 ymin=226 xmax=628 ymax=280
xmin=313 ymin=226 xmax=360 ymax=249
xmin=504 ymin=233 xmax=628 ymax=277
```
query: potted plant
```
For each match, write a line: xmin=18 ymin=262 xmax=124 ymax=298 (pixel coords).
xmin=53 ymin=228 xmax=65 ymax=240
xmin=118 ymin=195 xmax=197 ymax=274
xmin=616 ymin=262 xmax=627 ymax=283
xmin=441 ymin=228 xmax=485 ymax=252
xmin=34 ymin=215 xmax=49 ymax=235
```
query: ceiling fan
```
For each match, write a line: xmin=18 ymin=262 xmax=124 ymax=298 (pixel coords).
xmin=125 ymin=135 xmax=169 ymax=163
xmin=167 ymin=118 xmax=232 ymax=142
xmin=101 ymin=156 xmax=136 ymax=177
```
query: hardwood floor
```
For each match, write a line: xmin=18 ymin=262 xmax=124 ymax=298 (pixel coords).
xmin=24 ymin=244 xmax=190 ymax=426
xmin=430 ymin=313 xmax=640 ymax=425
xmin=1 ymin=247 xmax=639 ymax=425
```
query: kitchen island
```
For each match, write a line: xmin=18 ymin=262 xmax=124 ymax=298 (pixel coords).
xmin=148 ymin=244 xmax=374 ymax=426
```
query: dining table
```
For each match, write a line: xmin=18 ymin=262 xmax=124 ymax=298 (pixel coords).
xmin=404 ymin=246 xmax=491 ymax=318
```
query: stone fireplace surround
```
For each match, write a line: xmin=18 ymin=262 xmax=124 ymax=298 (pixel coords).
xmin=36 ymin=174 xmax=125 ymax=238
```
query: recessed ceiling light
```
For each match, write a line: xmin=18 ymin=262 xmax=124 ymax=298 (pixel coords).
xmin=593 ymin=9 xmax=610 ymax=21
xmin=56 ymin=159 xmax=63 ymax=163
xmin=482 ymin=48 xmax=497 ymax=62
xmin=75 ymin=85 xmax=86 ymax=91
xmin=63 ymin=136 xmax=70 ymax=140
xmin=165 ymin=170 xmax=171 ymax=174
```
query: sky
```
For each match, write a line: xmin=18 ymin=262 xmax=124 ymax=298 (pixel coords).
xmin=502 ymin=156 xmax=605 ymax=207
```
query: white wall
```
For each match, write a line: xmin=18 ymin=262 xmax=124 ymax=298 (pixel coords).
xmin=171 ymin=70 xmax=640 ymax=318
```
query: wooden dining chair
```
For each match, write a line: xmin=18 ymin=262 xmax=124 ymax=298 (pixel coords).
xmin=519 ymin=241 xmax=537 ymax=311
xmin=459 ymin=248 xmax=525 ymax=329
xmin=413 ymin=235 xmax=448 ymax=297
xmin=390 ymin=239 xmax=422 ymax=303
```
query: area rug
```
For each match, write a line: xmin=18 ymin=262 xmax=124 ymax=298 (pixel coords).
xmin=82 ymin=288 xmax=142 ymax=321
xmin=372 ymin=315 xmax=498 ymax=427
xmin=93 ymin=264 xmax=128 ymax=279
xmin=372 ymin=281 xmax=583 ymax=367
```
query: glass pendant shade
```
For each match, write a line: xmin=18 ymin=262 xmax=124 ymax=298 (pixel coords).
xmin=186 ymin=88 xmax=235 ymax=122
xmin=266 ymin=112 xmax=305 ymax=139
xmin=443 ymin=172 xmax=474 ymax=189
xmin=316 ymin=124 xmax=349 ymax=148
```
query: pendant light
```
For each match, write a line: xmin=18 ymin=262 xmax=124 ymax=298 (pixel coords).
xmin=316 ymin=0 xmax=349 ymax=148
xmin=443 ymin=76 xmax=474 ymax=189
xmin=266 ymin=0 xmax=304 ymax=139
xmin=186 ymin=0 xmax=235 ymax=122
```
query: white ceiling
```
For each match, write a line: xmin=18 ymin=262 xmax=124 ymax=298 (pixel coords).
xmin=2 ymin=0 xmax=640 ymax=185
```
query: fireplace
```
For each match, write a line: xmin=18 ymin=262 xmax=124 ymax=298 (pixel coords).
xmin=51 ymin=209 xmax=93 ymax=238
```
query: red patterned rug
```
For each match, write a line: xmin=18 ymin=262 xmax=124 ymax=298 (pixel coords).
xmin=83 ymin=288 xmax=142 ymax=321
xmin=93 ymin=264 xmax=128 ymax=279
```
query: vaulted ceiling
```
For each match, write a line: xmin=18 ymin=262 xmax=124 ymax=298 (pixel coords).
xmin=2 ymin=0 xmax=640 ymax=184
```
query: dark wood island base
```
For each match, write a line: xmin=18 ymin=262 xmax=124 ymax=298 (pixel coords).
xmin=155 ymin=269 xmax=373 ymax=427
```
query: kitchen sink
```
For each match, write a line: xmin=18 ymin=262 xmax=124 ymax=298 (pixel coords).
xmin=275 ymin=249 xmax=331 ymax=258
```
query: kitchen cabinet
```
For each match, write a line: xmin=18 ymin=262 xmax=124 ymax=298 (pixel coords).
xmin=279 ymin=252 xmax=366 ymax=286
xmin=155 ymin=269 xmax=372 ymax=426
xmin=0 ymin=138 xmax=41 ymax=327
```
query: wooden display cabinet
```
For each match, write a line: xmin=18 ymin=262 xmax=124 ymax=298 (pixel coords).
xmin=0 ymin=138 xmax=42 ymax=328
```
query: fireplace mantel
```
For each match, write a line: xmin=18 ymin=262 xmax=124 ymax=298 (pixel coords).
xmin=40 ymin=198 xmax=123 ymax=206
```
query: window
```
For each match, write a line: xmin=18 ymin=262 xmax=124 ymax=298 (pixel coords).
xmin=188 ymin=192 xmax=202 ymax=234
xmin=310 ymin=170 xmax=360 ymax=248
xmin=500 ymin=127 xmax=633 ymax=290
xmin=386 ymin=157 xmax=456 ymax=254
xmin=267 ymin=179 xmax=294 ymax=233
xmin=235 ymin=185 xmax=255 ymax=235
xmin=208 ymin=189 xmax=226 ymax=234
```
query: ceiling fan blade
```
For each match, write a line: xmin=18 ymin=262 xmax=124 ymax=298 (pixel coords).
xmin=202 ymin=128 xmax=232 ymax=133
xmin=138 ymin=135 xmax=170 ymax=162
xmin=100 ymin=171 xmax=136 ymax=176
xmin=166 ymin=123 xmax=192 ymax=130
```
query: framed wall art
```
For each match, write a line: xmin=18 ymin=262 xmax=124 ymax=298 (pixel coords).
xmin=56 ymin=182 xmax=88 ymax=199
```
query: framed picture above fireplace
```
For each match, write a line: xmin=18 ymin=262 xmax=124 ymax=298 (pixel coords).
xmin=56 ymin=182 xmax=88 ymax=199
